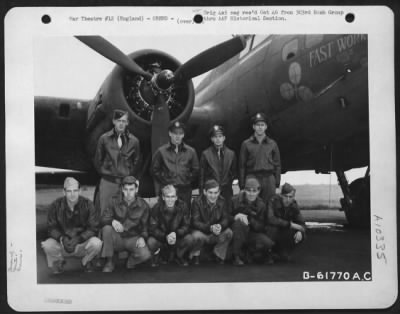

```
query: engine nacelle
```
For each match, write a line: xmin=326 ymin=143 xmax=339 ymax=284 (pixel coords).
xmin=85 ymin=49 xmax=195 ymax=157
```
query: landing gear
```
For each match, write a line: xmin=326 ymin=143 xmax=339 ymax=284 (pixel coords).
xmin=336 ymin=169 xmax=370 ymax=228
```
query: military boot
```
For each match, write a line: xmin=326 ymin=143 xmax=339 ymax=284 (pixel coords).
xmin=151 ymin=254 xmax=160 ymax=267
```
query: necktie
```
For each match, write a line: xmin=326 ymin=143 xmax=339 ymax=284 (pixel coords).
xmin=117 ymin=134 xmax=123 ymax=148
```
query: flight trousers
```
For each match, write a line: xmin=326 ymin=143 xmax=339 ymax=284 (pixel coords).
xmin=101 ymin=225 xmax=151 ymax=266
xmin=254 ymin=172 xmax=276 ymax=203
xmin=147 ymin=234 xmax=195 ymax=259
xmin=41 ymin=237 xmax=102 ymax=268
xmin=189 ymin=228 xmax=233 ymax=261
xmin=97 ymin=178 xmax=120 ymax=214
xmin=220 ymin=184 xmax=234 ymax=204
xmin=175 ymin=185 xmax=193 ymax=210
xmin=265 ymin=225 xmax=305 ymax=254
xmin=231 ymin=220 xmax=275 ymax=256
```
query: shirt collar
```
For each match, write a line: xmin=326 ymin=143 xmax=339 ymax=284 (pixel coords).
xmin=250 ymin=134 xmax=269 ymax=143
xmin=168 ymin=142 xmax=186 ymax=152
xmin=206 ymin=199 xmax=217 ymax=207
xmin=162 ymin=202 xmax=176 ymax=213
xmin=277 ymin=195 xmax=297 ymax=208
xmin=112 ymin=128 xmax=129 ymax=139
xmin=118 ymin=193 xmax=138 ymax=207
xmin=63 ymin=196 xmax=81 ymax=211
xmin=211 ymin=145 xmax=225 ymax=153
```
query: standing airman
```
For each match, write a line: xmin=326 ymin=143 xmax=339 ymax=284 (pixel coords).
xmin=94 ymin=109 xmax=141 ymax=214
xmin=151 ymin=121 xmax=199 ymax=208
xmin=239 ymin=113 xmax=281 ymax=203
xmin=199 ymin=125 xmax=237 ymax=203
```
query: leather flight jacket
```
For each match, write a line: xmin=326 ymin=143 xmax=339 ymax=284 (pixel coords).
xmin=94 ymin=129 xmax=141 ymax=180
xmin=151 ymin=142 xmax=199 ymax=187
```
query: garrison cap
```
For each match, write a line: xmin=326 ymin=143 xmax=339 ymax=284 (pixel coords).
xmin=209 ymin=125 xmax=224 ymax=137
xmin=121 ymin=176 xmax=139 ymax=187
xmin=113 ymin=109 xmax=128 ymax=120
xmin=64 ymin=177 xmax=80 ymax=189
xmin=281 ymin=183 xmax=296 ymax=195
xmin=169 ymin=121 xmax=185 ymax=132
xmin=244 ymin=175 xmax=261 ymax=189
xmin=252 ymin=112 xmax=267 ymax=124
xmin=204 ymin=179 xmax=220 ymax=191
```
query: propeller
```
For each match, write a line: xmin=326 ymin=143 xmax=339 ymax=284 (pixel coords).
xmin=75 ymin=36 xmax=152 ymax=80
xmin=151 ymin=94 xmax=170 ymax=156
xmin=76 ymin=35 xmax=247 ymax=157
xmin=153 ymin=36 xmax=247 ymax=90
xmin=174 ymin=35 xmax=246 ymax=82
xmin=148 ymin=36 xmax=246 ymax=155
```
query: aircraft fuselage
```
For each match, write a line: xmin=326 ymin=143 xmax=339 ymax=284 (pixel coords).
xmin=188 ymin=34 xmax=369 ymax=173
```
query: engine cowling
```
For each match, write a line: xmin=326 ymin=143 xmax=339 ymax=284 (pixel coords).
xmin=85 ymin=49 xmax=195 ymax=157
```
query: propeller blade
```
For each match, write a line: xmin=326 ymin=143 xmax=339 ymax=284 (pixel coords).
xmin=75 ymin=36 xmax=152 ymax=80
xmin=174 ymin=36 xmax=246 ymax=82
xmin=151 ymin=94 xmax=170 ymax=156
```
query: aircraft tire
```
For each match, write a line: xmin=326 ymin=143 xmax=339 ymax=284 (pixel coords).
xmin=344 ymin=177 xmax=370 ymax=228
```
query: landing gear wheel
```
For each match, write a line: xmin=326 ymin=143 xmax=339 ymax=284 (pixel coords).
xmin=344 ymin=177 xmax=370 ymax=228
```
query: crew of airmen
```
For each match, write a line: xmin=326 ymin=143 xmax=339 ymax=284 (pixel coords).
xmin=42 ymin=110 xmax=306 ymax=274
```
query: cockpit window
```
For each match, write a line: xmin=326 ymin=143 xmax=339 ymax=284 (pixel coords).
xmin=305 ymin=35 xmax=324 ymax=48
xmin=282 ymin=39 xmax=298 ymax=61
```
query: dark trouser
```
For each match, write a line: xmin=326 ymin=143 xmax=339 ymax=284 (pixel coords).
xmin=190 ymin=228 xmax=233 ymax=260
xmin=220 ymin=184 xmax=233 ymax=204
xmin=147 ymin=234 xmax=195 ymax=258
xmin=101 ymin=225 xmax=151 ymax=266
xmin=266 ymin=226 xmax=304 ymax=254
xmin=176 ymin=185 xmax=193 ymax=210
xmin=232 ymin=220 xmax=274 ymax=256
xmin=97 ymin=178 xmax=121 ymax=215
xmin=253 ymin=173 xmax=276 ymax=204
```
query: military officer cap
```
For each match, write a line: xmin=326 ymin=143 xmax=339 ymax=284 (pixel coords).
xmin=252 ymin=112 xmax=267 ymax=124
xmin=113 ymin=109 xmax=129 ymax=120
xmin=209 ymin=125 xmax=224 ymax=137
xmin=169 ymin=121 xmax=185 ymax=132
xmin=121 ymin=176 xmax=139 ymax=187
xmin=281 ymin=183 xmax=296 ymax=195
xmin=244 ymin=175 xmax=261 ymax=189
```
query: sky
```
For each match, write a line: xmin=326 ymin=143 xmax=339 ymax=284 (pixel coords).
xmin=33 ymin=35 xmax=366 ymax=184
xmin=33 ymin=35 xmax=230 ymax=98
